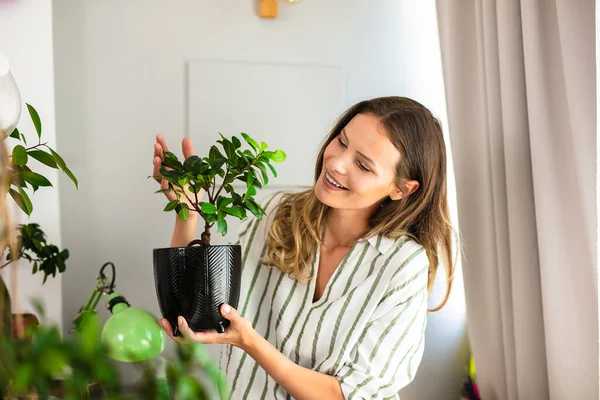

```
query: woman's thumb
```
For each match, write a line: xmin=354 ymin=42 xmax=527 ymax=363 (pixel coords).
xmin=220 ymin=304 xmax=237 ymax=320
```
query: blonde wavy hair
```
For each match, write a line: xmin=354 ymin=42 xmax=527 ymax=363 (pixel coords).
xmin=261 ymin=97 xmax=456 ymax=311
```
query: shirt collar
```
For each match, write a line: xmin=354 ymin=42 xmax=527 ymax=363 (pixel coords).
xmin=358 ymin=234 xmax=398 ymax=255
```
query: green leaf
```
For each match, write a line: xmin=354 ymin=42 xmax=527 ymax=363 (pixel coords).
xmin=209 ymin=146 xmax=225 ymax=163
xmin=232 ymin=136 xmax=241 ymax=149
xmin=9 ymin=188 xmax=32 ymax=216
xmin=32 ymin=261 xmax=39 ymax=274
xmin=219 ymin=135 xmax=235 ymax=159
xmin=178 ymin=205 xmax=189 ymax=221
xmin=266 ymin=161 xmax=278 ymax=177
xmin=164 ymin=200 xmax=179 ymax=212
xmin=223 ymin=206 xmax=243 ymax=219
xmin=13 ymin=363 xmax=34 ymax=393
xmin=217 ymin=216 xmax=227 ymax=236
xmin=217 ymin=196 xmax=234 ymax=209
xmin=46 ymin=147 xmax=65 ymax=168
xmin=154 ymin=188 xmax=172 ymax=195
xmin=20 ymin=171 xmax=52 ymax=187
xmin=26 ymin=103 xmax=42 ymax=139
xmin=28 ymin=149 xmax=57 ymax=168
xmin=9 ymin=127 xmax=20 ymax=140
xmin=20 ymin=133 xmax=27 ymax=146
xmin=162 ymin=155 xmax=183 ymax=171
xmin=19 ymin=186 xmax=33 ymax=215
xmin=205 ymin=213 xmax=218 ymax=223
xmin=62 ymin=165 xmax=78 ymax=188
xmin=46 ymin=147 xmax=78 ymax=188
xmin=183 ymin=155 xmax=199 ymax=169
xmin=246 ymin=172 xmax=254 ymax=189
xmin=241 ymin=133 xmax=260 ymax=152
xmin=271 ymin=149 xmax=286 ymax=163
xmin=246 ymin=185 xmax=257 ymax=197
xmin=261 ymin=142 xmax=268 ymax=151
xmin=12 ymin=145 xmax=28 ymax=166
xmin=200 ymin=202 xmax=217 ymax=214
xmin=56 ymin=256 xmax=66 ymax=273
xmin=257 ymin=163 xmax=269 ymax=185
xmin=244 ymin=198 xmax=261 ymax=218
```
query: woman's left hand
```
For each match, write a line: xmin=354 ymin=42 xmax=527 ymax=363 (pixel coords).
xmin=159 ymin=304 xmax=255 ymax=351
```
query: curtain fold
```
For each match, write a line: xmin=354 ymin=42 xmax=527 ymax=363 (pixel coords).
xmin=435 ymin=1 xmax=597 ymax=399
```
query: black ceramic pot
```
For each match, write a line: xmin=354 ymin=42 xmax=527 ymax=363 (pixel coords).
xmin=153 ymin=242 xmax=241 ymax=336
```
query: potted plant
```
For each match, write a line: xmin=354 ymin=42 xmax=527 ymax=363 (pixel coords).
xmin=152 ymin=133 xmax=285 ymax=335
xmin=0 ymin=103 xmax=77 ymax=338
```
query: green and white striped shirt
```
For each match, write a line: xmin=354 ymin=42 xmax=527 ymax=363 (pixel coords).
xmin=221 ymin=193 xmax=429 ymax=399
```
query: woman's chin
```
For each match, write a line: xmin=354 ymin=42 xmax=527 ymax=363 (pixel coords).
xmin=314 ymin=184 xmax=344 ymax=209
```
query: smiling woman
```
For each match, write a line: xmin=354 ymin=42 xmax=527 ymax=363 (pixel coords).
xmin=155 ymin=96 xmax=457 ymax=400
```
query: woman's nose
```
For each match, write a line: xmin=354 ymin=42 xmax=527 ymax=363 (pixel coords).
xmin=329 ymin=153 xmax=349 ymax=175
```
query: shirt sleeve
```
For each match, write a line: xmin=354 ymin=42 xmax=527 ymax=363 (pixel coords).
xmin=335 ymin=248 xmax=429 ymax=400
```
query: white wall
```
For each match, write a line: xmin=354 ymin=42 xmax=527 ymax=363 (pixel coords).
xmin=0 ymin=0 xmax=62 ymax=327
xmin=53 ymin=0 xmax=469 ymax=397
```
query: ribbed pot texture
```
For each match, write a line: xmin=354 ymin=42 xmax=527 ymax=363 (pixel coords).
xmin=153 ymin=244 xmax=241 ymax=336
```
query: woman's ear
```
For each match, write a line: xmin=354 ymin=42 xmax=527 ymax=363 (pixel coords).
xmin=391 ymin=179 xmax=420 ymax=200
xmin=403 ymin=179 xmax=420 ymax=197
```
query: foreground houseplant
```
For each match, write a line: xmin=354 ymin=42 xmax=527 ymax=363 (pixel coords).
xmin=0 ymin=103 xmax=77 ymax=338
xmin=0 ymin=100 xmax=227 ymax=399
xmin=153 ymin=133 xmax=285 ymax=335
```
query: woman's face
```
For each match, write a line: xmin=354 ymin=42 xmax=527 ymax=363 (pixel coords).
xmin=314 ymin=113 xmax=403 ymax=212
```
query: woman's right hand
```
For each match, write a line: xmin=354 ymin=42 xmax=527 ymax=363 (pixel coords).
xmin=153 ymin=134 xmax=204 ymax=207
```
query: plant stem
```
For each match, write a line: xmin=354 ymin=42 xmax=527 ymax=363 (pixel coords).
xmin=27 ymin=142 xmax=48 ymax=151
xmin=182 ymin=190 xmax=204 ymax=216
xmin=201 ymin=222 xmax=211 ymax=246
xmin=213 ymin=160 xmax=257 ymax=202
xmin=6 ymin=142 xmax=48 ymax=158
xmin=210 ymin=175 xmax=217 ymax=203
xmin=0 ymin=260 xmax=12 ymax=269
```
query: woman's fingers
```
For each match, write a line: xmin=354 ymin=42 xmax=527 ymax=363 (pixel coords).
xmin=156 ymin=134 xmax=170 ymax=153
xmin=159 ymin=318 xmax=186 ymax=344
xmin=177 ymin=316 xmax=225 ymax=344
xmin=182 ymin=137 xmax=195 ymax=159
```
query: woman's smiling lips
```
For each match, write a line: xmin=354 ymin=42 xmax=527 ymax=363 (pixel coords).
xmin=323 ymin=170 xmax=348 ymax=190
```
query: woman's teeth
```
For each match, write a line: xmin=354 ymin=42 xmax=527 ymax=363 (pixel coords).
xmin=325 ymin=172 xmax=347 ymax=189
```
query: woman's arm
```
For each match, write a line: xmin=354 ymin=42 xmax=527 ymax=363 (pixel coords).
xmin=170 ymin=214 xmax=198 ymax=247
xmin=244 ymin=327 xmax=344 ymax=400
xmin=160 ymin=306 xmax=344 ymax=400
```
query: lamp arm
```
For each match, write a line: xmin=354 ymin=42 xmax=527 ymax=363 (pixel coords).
xmin=71 ymin=269 xmax=113 ymax=331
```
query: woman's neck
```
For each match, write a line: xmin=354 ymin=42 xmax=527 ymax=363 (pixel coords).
xmin=322 ymin=208 xmax=371 ymax=250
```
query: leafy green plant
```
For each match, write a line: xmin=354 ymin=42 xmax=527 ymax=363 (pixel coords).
xmin=0 ymin=303 xmax=227 ymax=399
xmin=0 ymin=105 xmax=228 ymax=399
xmin=2 ymin=103 xmax=77 ymax=282
xmin=0 ymin=303 xmax=121 ymax=399
xmin=155 ymin=133 xmax=286 ymax=245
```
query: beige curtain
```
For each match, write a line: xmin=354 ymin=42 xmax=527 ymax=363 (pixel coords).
xmin=435 ymin=1 xmax=597 ymax=399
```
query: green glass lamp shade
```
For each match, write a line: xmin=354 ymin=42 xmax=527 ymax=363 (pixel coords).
xmin=101 ymin=292 xmax=166 ymax=362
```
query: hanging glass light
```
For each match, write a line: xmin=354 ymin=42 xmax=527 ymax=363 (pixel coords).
xmin=0 ymin=54 xmax=22 ymax=138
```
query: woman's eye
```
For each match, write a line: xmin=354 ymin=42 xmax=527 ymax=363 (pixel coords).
xmin=337 ymin=137 xmax=347 ymax=148
xmin=358 ymin=162 xmax=370 ymax=172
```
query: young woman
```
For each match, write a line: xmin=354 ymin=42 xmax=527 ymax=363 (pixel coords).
xmin=152 ymin=96 xmax=455 ymax=400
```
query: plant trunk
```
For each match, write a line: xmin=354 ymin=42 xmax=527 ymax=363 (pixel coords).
xmin=0 ymin=274 xmax=11 ymax=337
xmin=201 ymin=223 xmax=211 ymax=246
